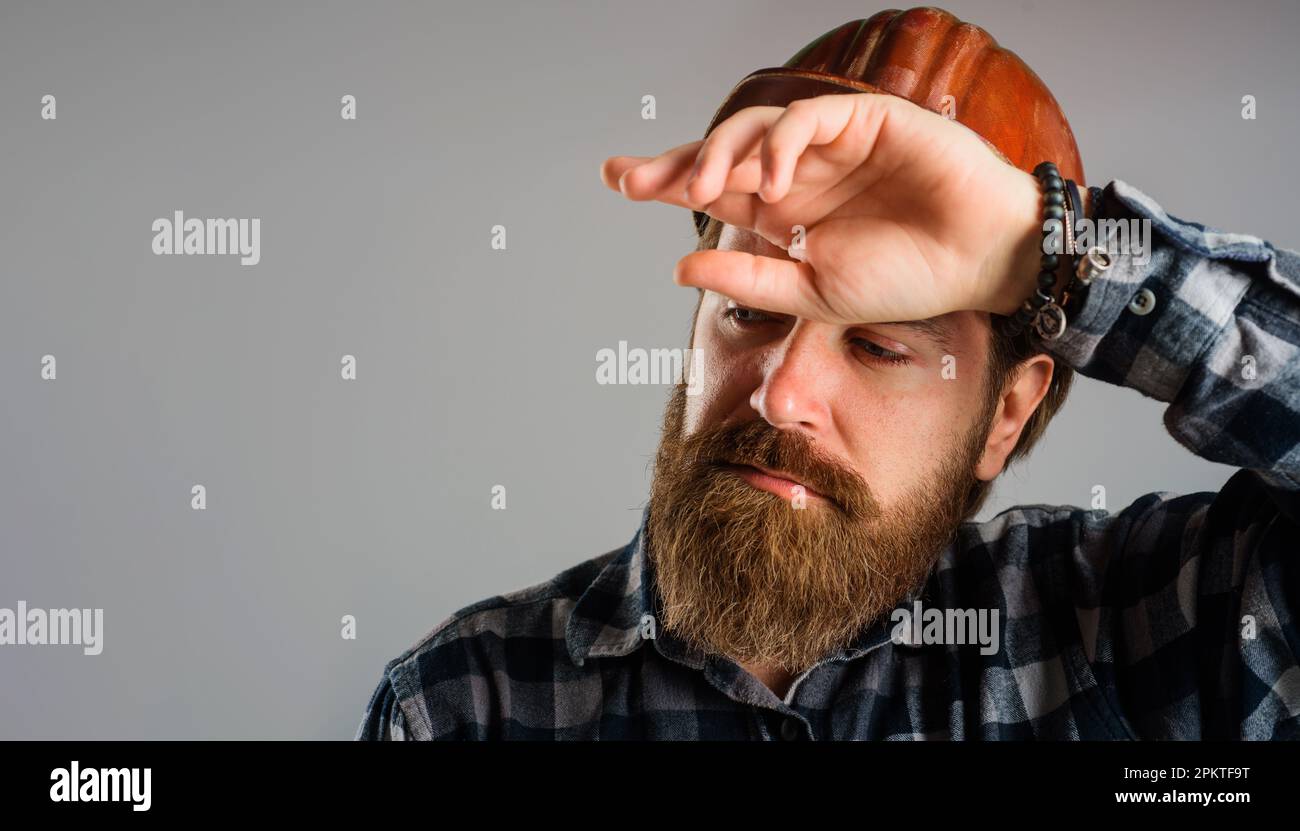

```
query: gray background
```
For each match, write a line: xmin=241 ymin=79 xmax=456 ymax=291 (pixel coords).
xmin=1 ymin=0 xmax=1296 ymax=739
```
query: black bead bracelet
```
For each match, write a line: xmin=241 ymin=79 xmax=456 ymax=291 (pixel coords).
xmin=996 ymin=161 xmax=1069 ymax=339
xmin=996 ymin=163 xmax=1111 ymax=341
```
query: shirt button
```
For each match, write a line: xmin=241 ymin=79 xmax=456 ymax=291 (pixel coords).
xmin=779 ymin=718 xmax=802 ymax=741
xmin=1128 ymin=288 xmax=1157 ymax=316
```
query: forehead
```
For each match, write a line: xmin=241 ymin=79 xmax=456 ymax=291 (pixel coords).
xmin=711 ymin=224 xmax=988 ymax=355
xmin=717 ymin=224 xmax=785 ymax=257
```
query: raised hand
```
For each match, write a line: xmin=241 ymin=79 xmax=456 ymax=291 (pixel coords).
xmin=601 ymin=92 xmax=1053 ymax=325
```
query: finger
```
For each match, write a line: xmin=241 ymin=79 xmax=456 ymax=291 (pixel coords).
xmin=605 ymin=148 xmax=775 ymax=234
xmin=622 ymin=151 xmax=769 ymax=227
xmin=599 ymin=155 xmax=653 ymax=192
xmin=759 ymin=94 xmax=863 ymax=203
xmin=602 ymin=142 xmax=701 ymax=201
xmin=684 ymin=105 xmax=783 ymax=206
xmin=676 ymin=159 xmax=771 ymax=230
xmin=671 ymin=249 xmax=839 ymax=322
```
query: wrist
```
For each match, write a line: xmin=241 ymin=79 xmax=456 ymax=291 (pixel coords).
xmin=995 ymin=171 xmax=1091 ymax=317
xmin=993 ymin=169 xmax=1049 ymax=316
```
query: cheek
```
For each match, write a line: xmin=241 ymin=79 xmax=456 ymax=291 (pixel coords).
xmin=683 ymin=322 xmax=756 ymax=435
xmin=837 ymin=370 xmax=983 ymax=503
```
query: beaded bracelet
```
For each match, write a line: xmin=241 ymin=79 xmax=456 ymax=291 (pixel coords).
xmin=995 ymin=161 xmax=1069 ymax=339
xmin=996 ymin=164 xmax=1111 ymax=341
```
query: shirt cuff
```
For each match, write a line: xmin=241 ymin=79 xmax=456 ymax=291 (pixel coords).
xmin=1046 ymin=180 xmax=1257 ymax=403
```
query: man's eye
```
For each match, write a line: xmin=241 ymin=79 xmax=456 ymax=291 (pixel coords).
xmin=852 ymin=338 xmax=909 ymax=365
xmin=724 ymin=306 xmax=775 ymax=326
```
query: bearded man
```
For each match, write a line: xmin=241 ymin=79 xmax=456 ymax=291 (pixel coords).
xmin=357 ymin=8 xmax=1300 ymax=740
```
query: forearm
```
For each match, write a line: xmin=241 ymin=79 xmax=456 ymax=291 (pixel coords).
xmin=1046 ymin=180 xmax=1300 ymax=481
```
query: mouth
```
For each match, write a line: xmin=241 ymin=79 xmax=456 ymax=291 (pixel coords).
xmin=719 ymin=462 xmax=829 ymax=504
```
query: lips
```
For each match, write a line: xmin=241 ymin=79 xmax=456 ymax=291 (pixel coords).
xmin=720 ymin=462 xmax=829 ymax=503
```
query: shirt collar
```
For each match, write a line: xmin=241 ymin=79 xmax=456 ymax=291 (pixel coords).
xmin=564 ymin=508 xmax=658 ymax=667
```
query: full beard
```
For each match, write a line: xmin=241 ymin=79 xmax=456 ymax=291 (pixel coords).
xmin=646 ymin=383 xmax=991 ymax=675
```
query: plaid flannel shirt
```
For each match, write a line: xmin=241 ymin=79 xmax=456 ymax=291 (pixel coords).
xmin=357 ymin=180 xmax=1300 ymax=740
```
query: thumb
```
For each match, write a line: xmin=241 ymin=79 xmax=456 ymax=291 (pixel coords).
xmin=672 ymin=249 xmax=838 ymax=321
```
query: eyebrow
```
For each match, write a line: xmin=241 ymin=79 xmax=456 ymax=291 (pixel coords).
xmin=876 ymin=318 xmax=958 ymax=353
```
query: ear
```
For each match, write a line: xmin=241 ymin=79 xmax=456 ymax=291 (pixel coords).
xmin=974 ymin=354 xmax=1055 ymax=481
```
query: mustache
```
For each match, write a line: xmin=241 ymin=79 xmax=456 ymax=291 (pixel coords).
xmin=671 ymin=417 xmax=879 ymax=520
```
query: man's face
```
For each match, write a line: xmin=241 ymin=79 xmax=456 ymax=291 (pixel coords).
xmin=647 ymin=224 xmax=1003 ymax=673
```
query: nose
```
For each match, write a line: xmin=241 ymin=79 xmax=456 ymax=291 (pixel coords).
xmin=749 ymin=321 xmax=834 ymax=433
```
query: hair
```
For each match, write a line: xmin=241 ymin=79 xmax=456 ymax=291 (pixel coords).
xmin=693 ymin=215 xmax=1074 ymax=519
